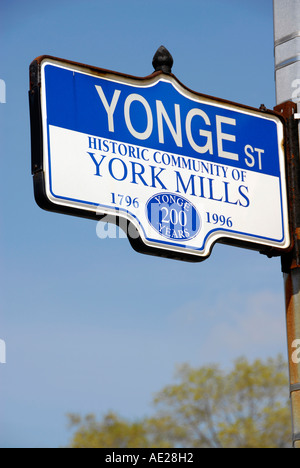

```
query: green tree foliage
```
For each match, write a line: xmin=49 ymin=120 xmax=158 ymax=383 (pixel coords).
xmin=67 ymin=412 xmax=149 ymax=449
xmin=153 ymin=355 xmax=291 ymax=448
xmin=67 ymin=412 xmax=183 ymax=449
xmin=67 ymin=355 xmax=291 ymax=448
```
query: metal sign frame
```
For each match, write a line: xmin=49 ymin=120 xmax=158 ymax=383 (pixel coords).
xmin=29 ymin=55 xmax=290 ymax=262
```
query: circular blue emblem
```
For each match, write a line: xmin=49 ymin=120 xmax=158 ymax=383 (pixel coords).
xmin=146 ymin=193 xmax=201 ymax=242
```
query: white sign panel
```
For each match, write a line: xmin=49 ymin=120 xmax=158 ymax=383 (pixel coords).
xmin=30 ymin=57 xmax=290 ymax=261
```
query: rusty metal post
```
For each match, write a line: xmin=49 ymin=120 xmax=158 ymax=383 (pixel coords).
xmin=285 ymin=271 xmax=300 ymax=448
xmin=274 ymin=0 xmax=300 ymax=448
xmin=276 ymin=101 xmax=300 ymax=448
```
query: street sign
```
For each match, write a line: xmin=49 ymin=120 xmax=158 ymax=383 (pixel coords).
xmin=29 ymin=55 xmax=290 ymax=262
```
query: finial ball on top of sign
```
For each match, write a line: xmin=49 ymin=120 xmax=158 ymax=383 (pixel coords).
xmin=152 ymin=46 xmax=174 ymax=74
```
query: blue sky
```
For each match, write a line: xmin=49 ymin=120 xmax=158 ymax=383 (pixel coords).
xmin=0 ymin=0 xmax=289 ymax=448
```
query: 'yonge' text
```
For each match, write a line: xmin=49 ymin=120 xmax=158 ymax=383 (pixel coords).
xmin=95 ymin=85 xmax=241 ymax=162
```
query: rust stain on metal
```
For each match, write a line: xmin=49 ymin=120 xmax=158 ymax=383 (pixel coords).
xmin=291 ymin=392 xmax=300 ymax=446
xmin=285 ymin=273 xmax=300 ymax=384
xmin=284 ymin=262 xmax=300 ymax=448
xmin=275 ymin=101 xmax=300 ymax=272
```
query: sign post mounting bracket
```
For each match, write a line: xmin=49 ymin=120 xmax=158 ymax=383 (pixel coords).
xmin=274 ymin=101 xmax=300 ymax=272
